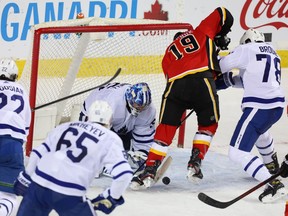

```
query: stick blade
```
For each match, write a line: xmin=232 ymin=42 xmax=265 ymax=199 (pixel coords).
xmin=198 ymin=192 xmax=233 ymax=209
xmin=154 ymin=156 xmax=173 ymax=183
xmin=197 ymin=173 xmax=282 ymax=209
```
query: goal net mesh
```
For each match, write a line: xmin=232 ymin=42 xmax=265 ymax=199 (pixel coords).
xmin=19 ymin=17 xmax=192 ymax=153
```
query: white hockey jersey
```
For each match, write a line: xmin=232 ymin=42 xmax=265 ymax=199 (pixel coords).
xmin=0 ymin=80 xmax=31 ymax=141
xmin=219 ymin=42 xmax=285 ymax=110
xmin=25 ymin=121 xmax=133 ymax=198
xmin=80 ymin=83 xmax=156 ymax=152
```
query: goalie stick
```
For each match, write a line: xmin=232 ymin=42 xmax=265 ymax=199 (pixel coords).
xmin=198 ymin=171 xmax=283 ymax=209
xmin=154 ymin=156 xmax=173 ymax=183
xmin=32 ymin=68 xmax=121 ymax=111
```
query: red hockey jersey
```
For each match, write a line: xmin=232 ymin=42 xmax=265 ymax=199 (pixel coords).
xmin=162 ymin=7 xmax=231 ymax=82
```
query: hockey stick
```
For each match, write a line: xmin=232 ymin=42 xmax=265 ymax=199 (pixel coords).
xmin=179 ymin=109 xmax=194 ymax=125
xmin=130 ymin=156 xmax=173 ymax=190
xmin=32 ymin=68 xmax=121 ymax=111
xmin=198 ymin=171 xmax=283 ymax=209
xmin=133 ymin=160 xmax=145 ymax=175
xmin=154 ymin=156 xmax=173 ymax=183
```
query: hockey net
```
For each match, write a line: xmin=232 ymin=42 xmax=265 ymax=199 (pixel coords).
xmin=19 ymin=17 xmax=192 ymax=155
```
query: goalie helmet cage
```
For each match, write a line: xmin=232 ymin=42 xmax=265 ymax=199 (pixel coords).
xmin=20 ymin=17 xmax=193 ymax=156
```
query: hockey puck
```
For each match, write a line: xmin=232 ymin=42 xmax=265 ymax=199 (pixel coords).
xmin=162 ymin=176 xmax=170 ymax=185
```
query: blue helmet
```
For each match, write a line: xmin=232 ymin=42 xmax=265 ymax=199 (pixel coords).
xmin=125 ymin=82 xmax=152 ymax=116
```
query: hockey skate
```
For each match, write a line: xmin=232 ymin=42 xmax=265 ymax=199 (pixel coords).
xmin=265 ymin=152 xmax=279 ymax=175
xmin=259 ymin=179 xmax=286 ymax=203
xmin=95 ymin=166 xmax=112 ymax=178
xmin=130 ymin=160 xmax=161 ymax=190
xmin=187 ymin=148 xmax=203 ymax=183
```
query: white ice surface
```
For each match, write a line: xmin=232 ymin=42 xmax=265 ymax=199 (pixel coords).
xmin=16 ymin=70 xmax=288 ymax=216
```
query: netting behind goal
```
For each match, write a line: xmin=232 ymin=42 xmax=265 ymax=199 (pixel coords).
xmin=20 ymin=17 xmax=192 ymax=155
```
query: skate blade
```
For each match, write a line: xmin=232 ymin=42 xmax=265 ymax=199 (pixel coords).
xmin=130 ymin=181 xmax=146 ymax=191
xmin=143 ymin=177 xmax=155 ymax=188
xmin=261 ymin=188 xmax=287 ymax=203
xmin=186 ymin=170 xmax=202 ymax=183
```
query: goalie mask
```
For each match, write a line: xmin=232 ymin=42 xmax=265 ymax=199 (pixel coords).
xmin=239 ymin=28 xmax=265 ymax=45
xmin=88 ymin=100 xmax=113 ymax=128
xmin=0 ymin=58 xmax=18 ymax=81
xmin=125 ymin=82 xmax=152 ymax=116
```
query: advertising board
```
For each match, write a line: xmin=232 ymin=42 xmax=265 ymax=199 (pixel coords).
xmin=0 ymin=0 xmax=287 ymax=65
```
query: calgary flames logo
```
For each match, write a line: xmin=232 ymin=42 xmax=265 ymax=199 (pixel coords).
xmin=240 ymin=0 xmax=288 ymax=30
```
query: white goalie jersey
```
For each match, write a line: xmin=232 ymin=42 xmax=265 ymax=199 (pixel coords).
xmin=219 ymin=42 xmax=285 ymax=110
xmin=80 ymin=83 xmax=156 ymax=152
xmin=25 ymin=121 xmax=133 ymax=198
xmin=0 ymin=80 xmax=31 ymax=141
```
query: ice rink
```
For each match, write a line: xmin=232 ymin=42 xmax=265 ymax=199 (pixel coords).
xmin=15 ymin=70 xmax=288 ymax=216
xmin=89 ymin=69 xmax=288 ymax=216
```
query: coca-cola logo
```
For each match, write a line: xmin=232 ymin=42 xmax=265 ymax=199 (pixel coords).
xmin=240 ymin=0 xmax=288 ymax=30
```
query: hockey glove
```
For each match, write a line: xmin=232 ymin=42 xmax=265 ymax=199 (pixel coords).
xmin=280 ymin=154 xmax=288 ymax=178
xmin=214 ymin=35 xmax=231 ymax=50
xmin=215 ymin=72 xmax=235 ymax=90
xmin=92 ymin=189 xmax=125 ymax=214
xmin=13 ymin=171 xmax=32 ymax=196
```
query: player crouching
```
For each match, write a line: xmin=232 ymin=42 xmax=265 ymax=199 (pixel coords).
xmin=13 ymin=101 xmax=133 ymax=216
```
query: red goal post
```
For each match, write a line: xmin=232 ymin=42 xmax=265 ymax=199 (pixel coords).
xmin=19 ymin=18 xmax=192 ymax=155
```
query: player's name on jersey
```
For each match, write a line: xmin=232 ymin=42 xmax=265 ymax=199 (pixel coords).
xmin=69 ymin=122 xmax=106 ymax=137
xmin=259 ymin=45 xmax=277 ymax=55
xmin=0 ymin=84 xmax=24 ymax=94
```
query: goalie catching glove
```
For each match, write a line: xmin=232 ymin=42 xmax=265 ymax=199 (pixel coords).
xmin=92 ymin=188 xmax=124 ymax=214
xmin=13 ymin=171 xmax=32 ymax=196
xmin=215 ymin=71 xmax=235 ymax=90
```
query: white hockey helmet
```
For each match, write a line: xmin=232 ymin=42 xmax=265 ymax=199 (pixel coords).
xmin=0 ymin=58 xmax=18 ymax=81
xmin=88 ymin=100 xmax=113 ymax=128
xmin=239 ymin=28 xmax=265 ymax=45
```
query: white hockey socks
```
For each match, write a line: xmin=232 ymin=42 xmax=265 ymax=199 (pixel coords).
xmin=229 ymin=146 xmax=271 ymax=182
xmin=255 ymin=132 xmax=276 ymax=164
